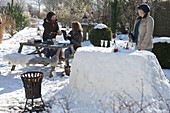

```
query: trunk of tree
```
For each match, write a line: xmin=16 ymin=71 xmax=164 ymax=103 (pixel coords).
xmin=111 ymin=0 xmax=118 ymax=33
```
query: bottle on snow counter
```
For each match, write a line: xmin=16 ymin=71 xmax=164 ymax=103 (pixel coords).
xmin=113 ymin=40 xmax=118 ymax=52
xmin=125 ymin=42 xmax=129 ymax=50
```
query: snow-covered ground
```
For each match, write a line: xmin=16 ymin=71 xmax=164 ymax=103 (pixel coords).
xmin=0 ymin=27 xmax=170 ymax=113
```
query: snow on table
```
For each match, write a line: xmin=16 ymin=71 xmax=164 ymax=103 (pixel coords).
xmin=69 ymin=47 xmax=170 ymax=101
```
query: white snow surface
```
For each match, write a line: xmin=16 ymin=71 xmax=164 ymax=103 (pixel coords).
xmin=153 ymin=37 xmax=170 ymax=43
xmin=0 ymin=26 xmax=170 ymax=113
xmin=3 ymin=53 xmax=36 ymax=66
xmin=69 ymin=47 xmax=170 ymax=101
xmin=94 ymin=23 xmax=108 ymax=29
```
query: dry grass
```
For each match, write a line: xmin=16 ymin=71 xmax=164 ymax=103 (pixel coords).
xmin=0 ymin=14 xmax=16 ymax=44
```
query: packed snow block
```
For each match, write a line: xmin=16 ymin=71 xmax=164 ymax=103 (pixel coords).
xmin=69 ymin=47 xmax=170 ymax=101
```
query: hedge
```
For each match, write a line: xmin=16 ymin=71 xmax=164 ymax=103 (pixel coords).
xmin=89 ymin=27 xmax=112 ymax=47
xmin=152 ymin=42 xmax=170 ymax=69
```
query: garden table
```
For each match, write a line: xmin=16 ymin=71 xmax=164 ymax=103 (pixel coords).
xmin=11 ymin=41 xmax=74 ymax=77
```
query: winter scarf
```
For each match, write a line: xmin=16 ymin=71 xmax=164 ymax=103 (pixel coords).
xmin=50 ymin=20 xmax=55 ymax=27
xmin=134 ymin=17 xmax=142 ymax=45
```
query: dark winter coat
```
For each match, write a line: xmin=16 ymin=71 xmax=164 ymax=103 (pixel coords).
xmin=42 ymin=18 xmax=59 ymax=41
xmin=67 ymin=30 xmax=83 ymax=50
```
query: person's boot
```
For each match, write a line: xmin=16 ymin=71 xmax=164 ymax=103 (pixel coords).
xmin=64 ymin=66 xmax=71 ymax=76
xmin=59 ymin=50 xmax=64 ymax=64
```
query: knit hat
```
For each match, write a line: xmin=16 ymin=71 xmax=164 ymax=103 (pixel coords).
xmin=137 ymin=3 xmax=150 ymax=13
xmin=46 ymin=12 xmax=55 ymax=21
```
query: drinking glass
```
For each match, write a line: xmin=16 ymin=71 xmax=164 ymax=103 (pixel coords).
xmin=104 ymin=40 xmax=108 ymax=48
xmin=100 ymin=40 xmax=104 ymax=47
xmin=110 ymin=41 xmax=112 ymax=47
xmin=52 ymin=38 xmax=56 ymax=43
xmin=30 ymin=38 xmax=35 ymax=43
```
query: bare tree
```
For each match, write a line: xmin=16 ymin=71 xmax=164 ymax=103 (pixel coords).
xmin=89 ymin=0 xmax=114 ymax=26
xmin=35 ymin=0 xmax=42 ymax=17
xmin=61 ymin=0 xmax=92 ymax=24
xmin=42 ymin=0 xmax=61 ymax=11
xmin=117 ymin=0 xmax=161 ymax=32
xmin=41 ymin=0 xmax=91 ymax=26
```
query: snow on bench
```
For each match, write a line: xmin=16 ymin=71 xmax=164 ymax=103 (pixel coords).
xmin=3 ymin=53 xmax=59 ymax=67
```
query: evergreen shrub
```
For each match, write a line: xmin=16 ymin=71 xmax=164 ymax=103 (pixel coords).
xmin=152 ymin=42 xmax=170 ymax=69
xmin=81 ymin=24 xmax=95 ymax=41
xmin=89 ymin=27 xmax=112 ymax=47
xmin=5 ymin=0 xmax=28 ymax=32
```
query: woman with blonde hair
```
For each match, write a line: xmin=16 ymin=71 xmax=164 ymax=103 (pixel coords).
xmin=64 ymin=21 xmax=83 ymax=75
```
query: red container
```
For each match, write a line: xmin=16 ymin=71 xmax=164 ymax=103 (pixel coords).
xmin=114 ymin=48 xmax=118 ymax=52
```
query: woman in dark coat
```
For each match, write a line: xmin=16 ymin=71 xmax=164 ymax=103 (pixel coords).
xmin=42 ymin=12 xmax=61 ymax=58
xmin=43 ymin=12 xmax=59 ymax=41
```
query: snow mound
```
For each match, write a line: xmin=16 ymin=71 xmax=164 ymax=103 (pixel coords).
xmin=69 ymin=47 xmax=170 ymax=101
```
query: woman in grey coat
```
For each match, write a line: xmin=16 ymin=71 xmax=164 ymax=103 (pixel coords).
xmin=133 ymin=3 xmax=154 ymax=51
